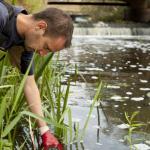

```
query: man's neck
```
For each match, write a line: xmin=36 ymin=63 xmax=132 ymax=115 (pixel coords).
xmin=16 ymin=13 xmax=32 ymax=39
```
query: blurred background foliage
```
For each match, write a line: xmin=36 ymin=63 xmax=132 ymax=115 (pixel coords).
xmin=6 ymin=0 xmax=47 ymax=12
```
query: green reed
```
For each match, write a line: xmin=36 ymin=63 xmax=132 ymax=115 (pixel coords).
xmin=124 ymin=111 xmax=146 ymax=150
xmin=0 ymin=50 xmax=103 ymax=149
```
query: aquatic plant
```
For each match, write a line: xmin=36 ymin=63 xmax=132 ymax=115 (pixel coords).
xmin=0 ymin=52 xmax=66 ymax=149
xmin=124 ymin=111 xmax=146 ymax=150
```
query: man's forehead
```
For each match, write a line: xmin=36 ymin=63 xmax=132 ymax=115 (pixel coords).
xmin=47 ymin=37 xmax=66 ymax=50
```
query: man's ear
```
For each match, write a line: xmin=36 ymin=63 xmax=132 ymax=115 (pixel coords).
xmin=35 ymin=20 xmax=47 ymax=34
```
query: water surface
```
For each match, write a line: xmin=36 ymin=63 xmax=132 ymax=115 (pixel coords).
xmin=60 ymin=36 xmax=150 ymax=150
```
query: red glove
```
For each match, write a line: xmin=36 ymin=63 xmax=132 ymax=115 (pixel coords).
xmin=41 ymin=130 xmax=63 ymax=150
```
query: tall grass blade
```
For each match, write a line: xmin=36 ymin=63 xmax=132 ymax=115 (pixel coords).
xmin=68 ymin=108 xmax=73 ymax=143
xmin=2 ymin=114 xmax=22 ymax=137
xmin=80 ymin=82 xmax=103 ymax=140
xmin=21 ymin=111 xmax=65 ymax=129
xmin=9 ymin=54 xmax=35 ymax=118
xmin=35 ymin=53 xmax=54 ymax=81
xmin=62 ymin=79 xmax=70 ymax=114
xmin=45 ymin=79 xmax=55 ymax=117
xmin=0 ymin=92 xmax=8 ymax=129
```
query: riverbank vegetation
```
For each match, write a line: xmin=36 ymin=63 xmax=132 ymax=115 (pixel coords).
xmin=0 ymin=51 xmax=102 ymax=149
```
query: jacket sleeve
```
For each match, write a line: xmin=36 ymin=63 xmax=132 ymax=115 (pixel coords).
xmin=20 ymin=51 xmax=34 ymax=75
xmin=0 ymin=2 xmax=9 ymax=33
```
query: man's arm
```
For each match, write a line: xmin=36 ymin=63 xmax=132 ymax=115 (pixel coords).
xmin=23 ymin=75 xmax=46 ymax=127
xmin=24 ymin=75 xmax=60 ymax=149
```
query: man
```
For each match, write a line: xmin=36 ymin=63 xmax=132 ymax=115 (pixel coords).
xmin=0 ymin=0 xmax=74 ymax=149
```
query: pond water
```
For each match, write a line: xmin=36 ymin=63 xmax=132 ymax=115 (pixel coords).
xmin=59 ymin=36 xmax=150 ymax=150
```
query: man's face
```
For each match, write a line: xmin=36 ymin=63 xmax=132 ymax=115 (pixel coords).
xmin=24 ymin=20 xmax=66 ymax=56
xmin=34 ymin=35 xmax=66 ymax=56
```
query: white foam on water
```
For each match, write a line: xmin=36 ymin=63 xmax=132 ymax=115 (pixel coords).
xmin=93 ymin=125 xmax=101 ymax=129
xmin=89 ymin=63 xmax=95 ymax=66
xmin=85 ymin=67 xmax=104 ymax=71
xmin=91 ymin=76 xmax=98 ymax=79
xmin=147 ymin=92 xmax=150 ymax=98
xmin=107 ymin=85 xmax=120 ymax=89
xmin=117 ymin=47 xmax=123 ymax=50
xmin=126 ymin=92 xmax=133 ymax=95
xmin=123 ymin=96 xmax=129 ymax=99
xmin=139 ymin=64 xmax=144 ymax=67
xmin=114 ymin=105 xmax=119 ymax=108
xmin=139 ymin=66 xmax=150 ymax=71
xmin=131 ymin=97 xmax=144 ymax=101
xmin=137 ymin=106 xmax=142 ymax=109
xmin=106 ymin=64 xmax=111 ymax=67
xmin=110 ymin=96 xmax=122 ymax=101
xmin=140 ymin=79 xmax=148 ymax=83
xmin=111 ymin=67 xmax=117 ymax=72
xmin=124 ymin=44 xmax=136 ymax=49
xmin=119 ymin=67 xmax=123 ymax=70
xmin=117 ymin=123 xmax=129 ymax=129
xmin=118 ymin=139 xmax=125 ymax=143
xmin=145 ymin=141 xmax=150 ymax=145
xmin=130 ymin=65 xmax=137 ymax=68
xmin=64 ymin=74 xmax=70 ymax=77
xmin=140 ymin=88 xmax=150 ymax=91
xmin=126 ymin=61 xmax=131 ymax=64
xmin=96 ymin=142 xmax=103 ymax=146
xmin=132 ymin=143 xmax=150 ymax=150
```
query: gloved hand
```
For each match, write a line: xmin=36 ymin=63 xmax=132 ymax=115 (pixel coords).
xmin=41 ymin=130 xmax=63 ymax=150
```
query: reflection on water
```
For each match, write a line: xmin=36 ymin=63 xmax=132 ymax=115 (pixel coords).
xmin=60 ymin=36 xmax=150 ymax=150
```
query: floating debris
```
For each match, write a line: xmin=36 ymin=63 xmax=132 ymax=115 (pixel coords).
xmin=131 ymin=97 xmax=144 ymax=101
xmin=117 ymin=123 xmax=129 ymax=129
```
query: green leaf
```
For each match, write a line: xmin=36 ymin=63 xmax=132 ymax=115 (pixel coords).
xmin=2 ymin=114 xmax=22 ymax=137
xmin=62 ymin=79 xmax=70 ymax=114
xmin=35 ymin=53 xmax=54 ymax=81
